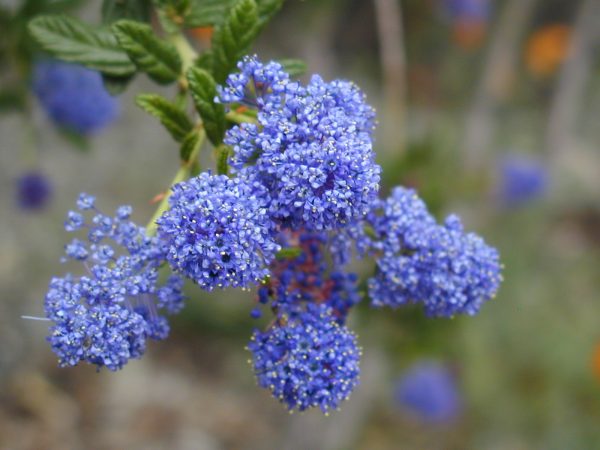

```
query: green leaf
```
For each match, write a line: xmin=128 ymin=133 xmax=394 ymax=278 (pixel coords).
xmin=187 ymin=67 xmax=225 ymax=145
xmin=277 ymin=58 xmax=306 ymax=76
xmin=101 ymin=0 xmax=152 ymax=24
xmin=180 ymin=129 xmax=200 ymax=161
xmin=216 ymin=144 xmax=230 ymax=175
xmin=28 ymin=14 xmax=135 ymax=76
xmin=194 ymin=50 xmax=213 ymax=72
xmin=211 ymin=0 xmax=259 ymax=83
xmin=136 ymin=93 xmax=193 ymax=141
xmin=184 ymin=0 xmax=236 ymax=27
xmin=112 ymin=20 xmax=182 ymax=84
xmin=275 ymin=247 xmax=303 ymax=260
xmin=102 ymin=73 xmax=136 ymax=95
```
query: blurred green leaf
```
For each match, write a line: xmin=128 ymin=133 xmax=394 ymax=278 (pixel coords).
xmin=102 ymin=73 xmax=136 ymax=95
xmin=187 ymin=66 xmax=225 ymax=145
xmin=101 ymin=0 xmax=152 ymax=24
xmin=112 ymin=19 xmax=182 ymax=84
xmin=136 ymin=93 xmax=193 ymax=141
xmin=28 ymin=14 xmax=135 ymax=76
xmin=277 ymin=58 xmax=306 ymax=76
xmin=180 ymin=129 xmax=201 ymax=161
xmin=184 ymin=0 xmax=236 ymax=27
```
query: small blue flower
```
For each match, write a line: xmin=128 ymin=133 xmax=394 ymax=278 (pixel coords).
xmin=248 ymin=304 xmax=361 ymax=413
xmin=44 ymin=195 xmax=185 ymax=371
xmin=395 ymin=360 xmax=462 ymax=423
xmin=157 ymin=172 xmax=280 ymax=291
xmin=443 ymin=0 xmax=491 ymax=22
xmin=32 ymin=61 xmax=119 ymax=135
xmin=15 ymin=171 xmax=53 ymax=211
xmin=76 ymin=193 xmax=96 ymax=211
xmin=497 ymin=155 xmax=548 ymax=207
xmin=221 ymin=56 xmax=381 ymax=231
xmin=366 ymin=187 xmax=502 ymax=317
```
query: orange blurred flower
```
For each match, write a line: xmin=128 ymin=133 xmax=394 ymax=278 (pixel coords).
xmin=525 ymin=24 xmax=571 ymax=77
xmin=593 ymin=343 xmax=600 ymax=382
xmin=189 ymin=26 xmax=213 ymax=46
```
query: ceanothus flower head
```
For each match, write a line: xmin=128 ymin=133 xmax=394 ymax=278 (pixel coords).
xmin=220 ymin=56 xmax=381 ymax=231
xmin=366 ymin=187 xmax=502 ymax=317
xmin=44 ymin=195 xmax=185 ymax=371
xmin=248 ymin=304 xmax=361 ymax=413
xmin=497 ymin=154 xmax=548 ymax=207
xmin=32 ymin=61 xmax=119 ymax=135
xmin=156 ymin=172 xmax=280 ymax=291
xmin=395 ymin=360 xmax=462 ymax=423
xmin=15 ymin=171 xmax=52 ymax=211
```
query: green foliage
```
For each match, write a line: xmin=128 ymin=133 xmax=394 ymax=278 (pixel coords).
xmin=185 ymin=0 xmax=236 ymax=27
xmin=28 ymin=14 xmax=135 ymax=76
xmin=101 ymin=0 xmax=152 ymax=24
xmin=277 ymin=58 xmax=306 ymax=76
xmin=210 ymin=0 xmax=260 ymax=83
xmin=187 ymin=66 xmax=225 ymax=145
xmin=112 ymin=20 xmax=182 ymax=84
xmin=136 ymin=94 xmax=194 ymax=142
xmin=180 ymin=129 xmax=202 ymax=161
xmin=216 ymin=144 xmax=230 ymax=175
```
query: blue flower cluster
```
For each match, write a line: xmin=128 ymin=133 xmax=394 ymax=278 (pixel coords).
xmin=157 ymin=172 xmax=280 ymax=290
xmin=248 ymin=303 xmax=361 ymax=413
xmin=364 ymin=187 xmax=502 ymax=317
xmin=44 ymin=194 xmax=184 ymax=371
xmin=219 ymin=56 xmax=381 ymax=230
xmin=395 ymin=360 xmax=462 ymax=423
xmin=15 ymin=171 xmax=52 ymax=211
xmin=32 ymin=61 xmax=119 ymax=135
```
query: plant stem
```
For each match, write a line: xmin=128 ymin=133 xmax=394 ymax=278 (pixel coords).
xmin=225 ymin=111 xmax=258 ymax=124
xmin=169 ymin=32 xmax=198 ymax=88
xmin=145 ymin=129 xmax=206 ymax=235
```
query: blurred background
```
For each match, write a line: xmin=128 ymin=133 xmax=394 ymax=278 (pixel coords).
xmin=1 ymin=0 xmax=600 ymax=448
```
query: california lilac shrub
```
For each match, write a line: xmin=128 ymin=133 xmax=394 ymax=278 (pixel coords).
xmin=32 ymin=61 xmax=119 ymax=135
xmin=27 ymin=0 xmax=502 ymax=414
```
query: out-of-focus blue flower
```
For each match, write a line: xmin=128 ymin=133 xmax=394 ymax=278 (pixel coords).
xmin=497 ymin=155 xmax=549 ymax=207
xmin=248 ymin=303 xmax=361 ymax=413
xmin=365 ymin=187 xmax=502 ymax=317
xmin=442 ymin=0 xmax=491 ymax=22
xmin=15 ymin=171 xmax=52 ymax=210
xmin=32 ymin=61 xmax=119 ymax=135
xmin=157 ymin=172 xmax=280 ymax=291
xmin=45 ymin=195 xmax=185 ymax=371
xmin=395 ymin=360 xmax=462 ymax=423
xmin=219 ymin=56 xmax=381 ymax=231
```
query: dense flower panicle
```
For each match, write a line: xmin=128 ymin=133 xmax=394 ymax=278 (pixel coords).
xmin=395 ymin=360 xmax=462 ymax=423
xmin=220 ymin=56 xmax=381 ymax=230
xmin=256 ymin=231 xmax=361 ymax=324
xmin=44 ymin=195 xmax=185 ymax=371
xmin=497 ymin=155 xmax=548 ymax=207
xmin=15 ymin=171 xmax=52 ymax=210
xmin=366 ymin=187 xmax=502 ymax=317
xmin=248 ymin=304 xmax=361 ymax=413
xmin=32 ymin=61 xmax=119 ymax=135
xmin=156 ymin=172 xmax=280 ymax=291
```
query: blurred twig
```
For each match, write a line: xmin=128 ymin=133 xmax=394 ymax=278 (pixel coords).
xmin=544 ymin=0 xmax=600 ymax=161
xmin=374 ymin=0 xmax=407 ymax=154
xmin=461 ymin=0 xmax=538 ymax=168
